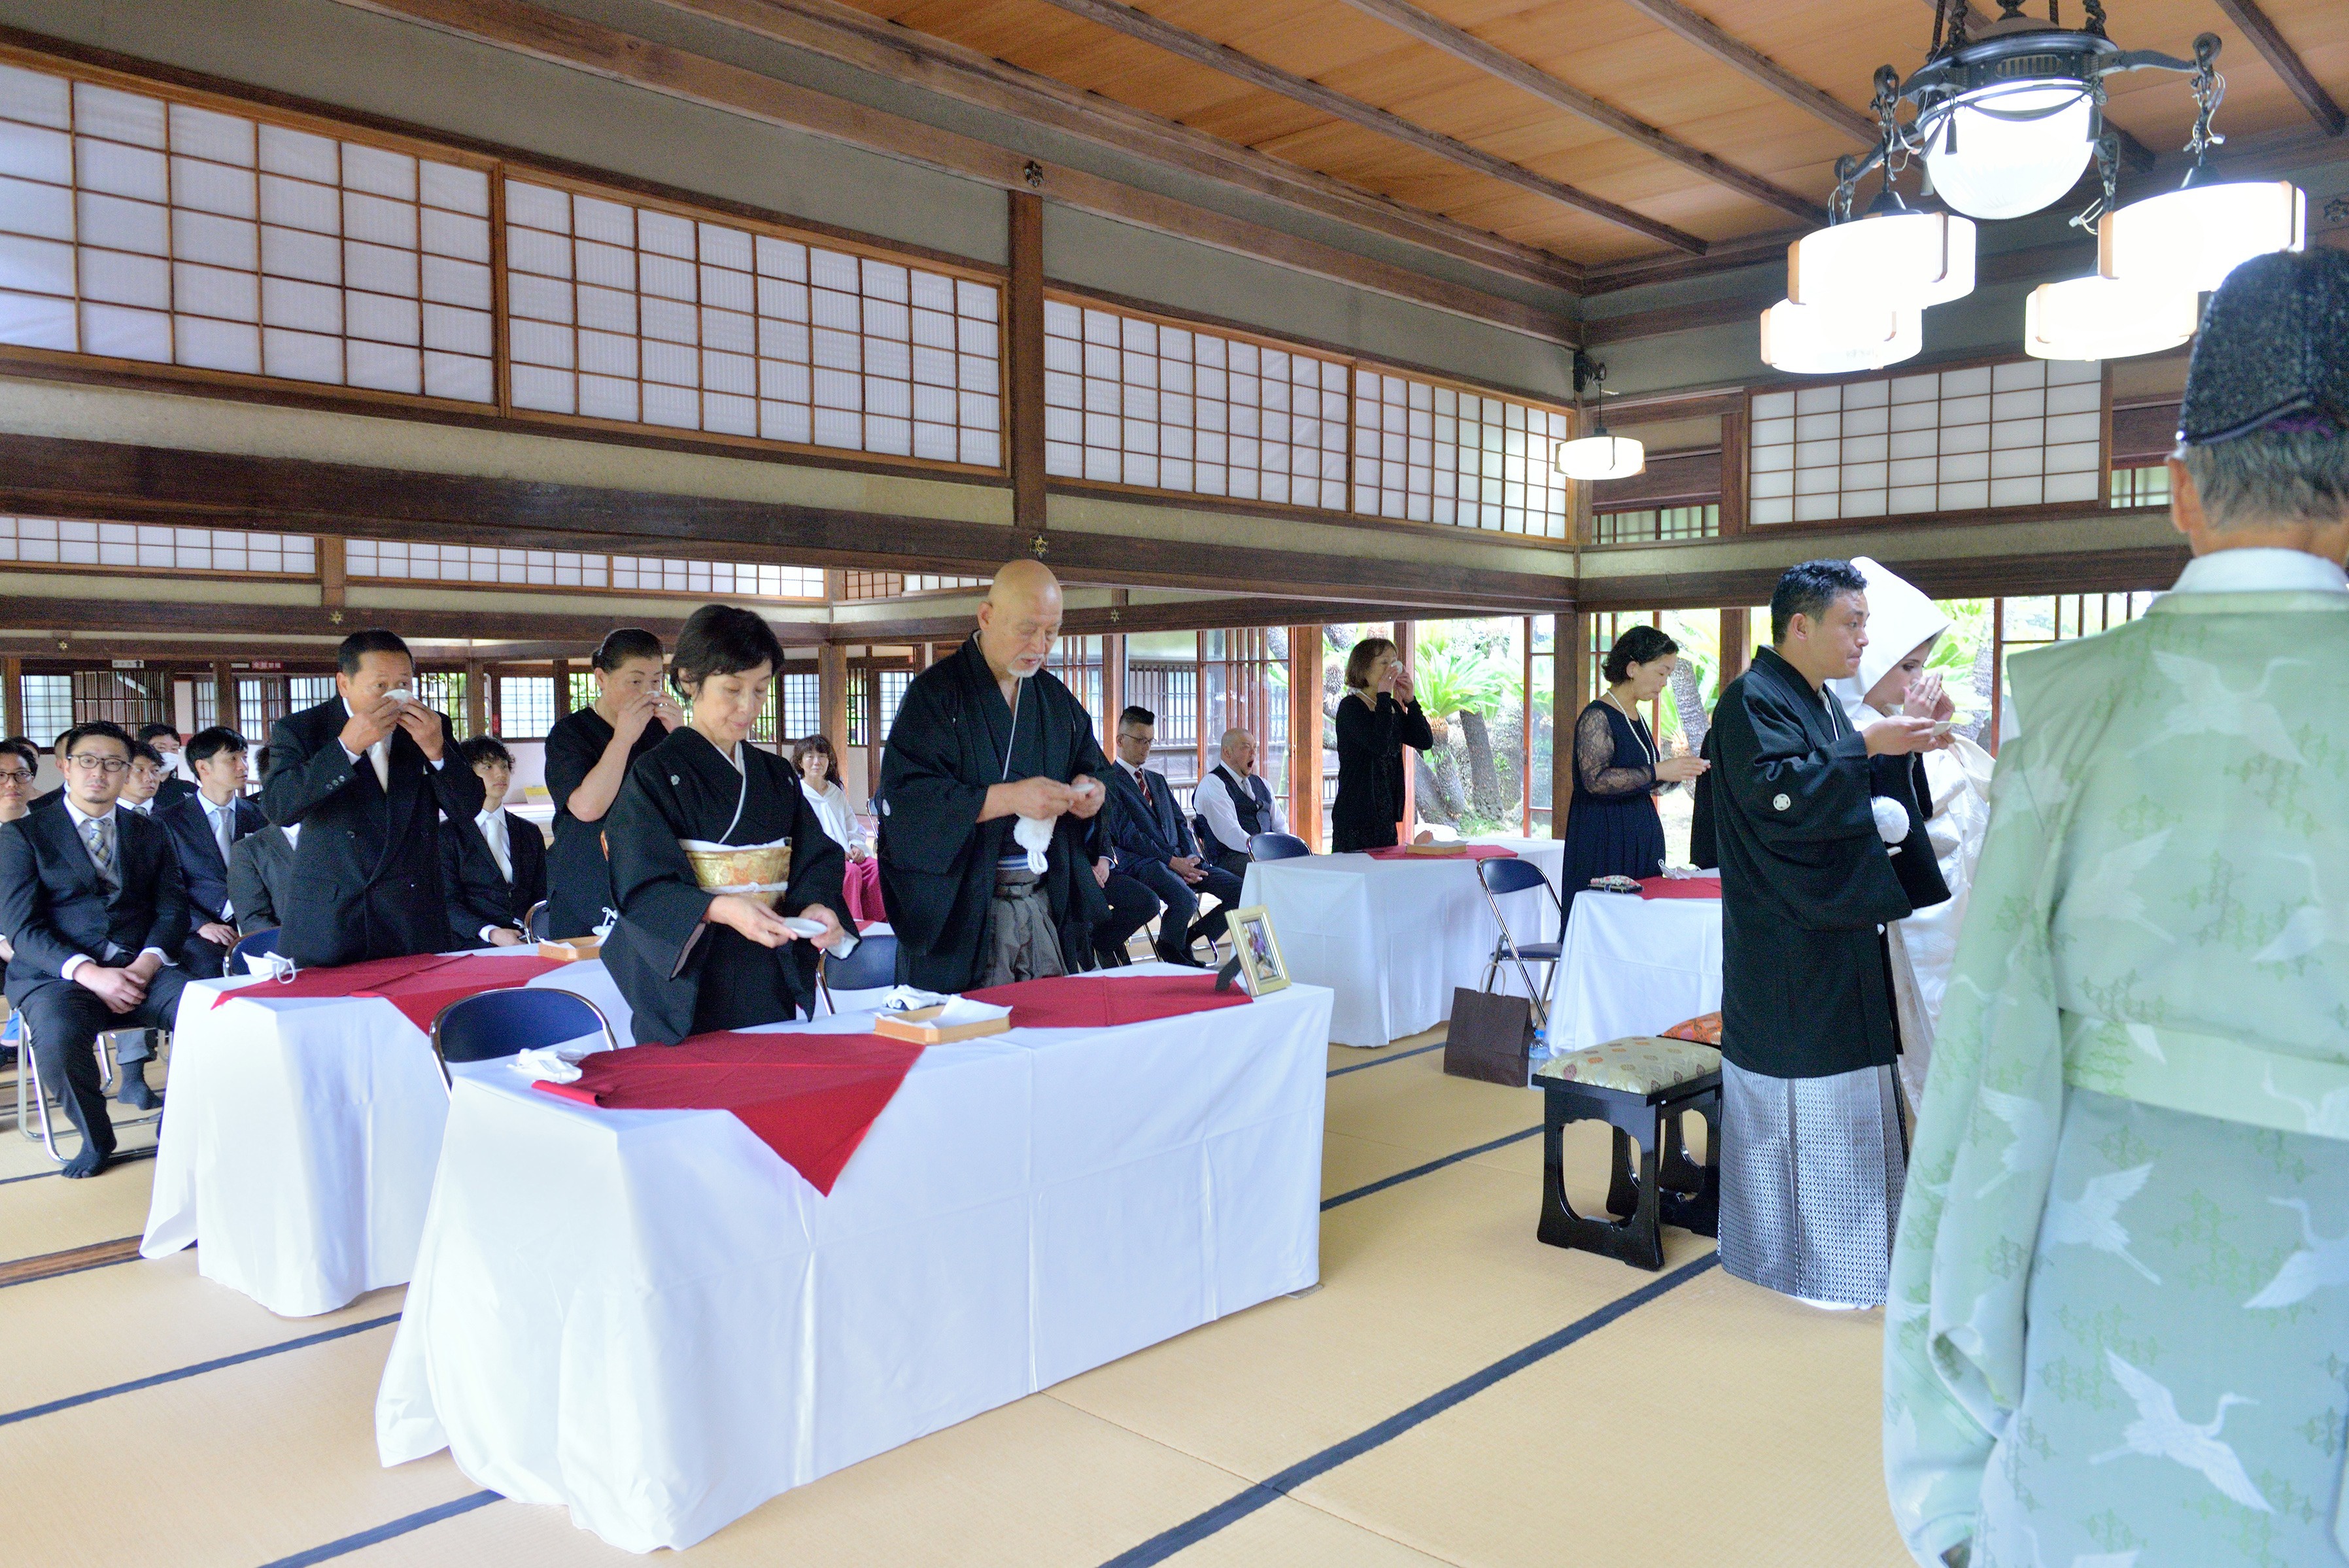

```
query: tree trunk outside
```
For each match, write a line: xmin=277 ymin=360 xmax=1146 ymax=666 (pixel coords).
xmin=1417 ymin=751 xmax=1463 ymax=824
xmin=1458 ymin=709 xmax=1505 ymax=819
xmin=1667 ymin=660 xmax=1709 ymax=755
xmin=1962 ymin=635 xmax=1997 ymax=745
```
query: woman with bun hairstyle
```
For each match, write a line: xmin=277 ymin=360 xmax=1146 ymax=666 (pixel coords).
xmin=1559 ymin=624 xmax=1707 ymax=902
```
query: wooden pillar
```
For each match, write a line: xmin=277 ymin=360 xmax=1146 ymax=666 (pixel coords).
xmin=1006 ymin=190 xmax=1047 ymax=551
xmin=464 ymin=659 xmax=487 ymax=740
xmin=551 ymin=655 xmax=572 ymax=717
xmin=1193 ymin=630 xmax=1208 ymax=785
xmin=1521 ymin=616 xmax=1535 ymax=829
xmin=1552 ymin=612 xmax=1583 ymax=840
xmin=1717 ymin=401 xmax=1748 ymax=537
xmin=1101 ymin=632 xmax=1125 ymax=738
xmin=1 ymin=654 xmax=21 ymax=740
xmin=819 ymin=643 xmax=848 ymax=751
xmin=318 ymin=536 xmax=346 ymax=609
xmin=213 ymin=660 xmax=235 ymax=738
xmin=1393 ymin=620 xmax=1416 ymax=841
xmin=1719 ymin=605 xmax=1750 ymax=684
xmin=1287 ymin=624 xmax=1323 ymax=851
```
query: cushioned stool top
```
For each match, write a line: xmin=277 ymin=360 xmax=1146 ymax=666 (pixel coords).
xmin=1535 ymin=1036 xmax=1721 ymax=1096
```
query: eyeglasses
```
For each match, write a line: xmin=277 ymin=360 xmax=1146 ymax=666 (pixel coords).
xmin=63 ymin=755 xmax=128 ymax=774
xmin=0 ymin=768 xmax=29 ymax=783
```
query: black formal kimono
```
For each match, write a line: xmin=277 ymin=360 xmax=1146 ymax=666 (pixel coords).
xmin=876 ymin=635 xmax=1111 ymax=993
xmin=600 ymin=726 xmax=845 ymax=1046
xmin=1330 ymin=690 xmax=1433 ymax=853
xmin=543 ymin=706 xmax=668 ymax=940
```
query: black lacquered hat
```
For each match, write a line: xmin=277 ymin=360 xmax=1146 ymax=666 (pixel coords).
xmin=2178 ymin=247 xmax=2349 ymax=447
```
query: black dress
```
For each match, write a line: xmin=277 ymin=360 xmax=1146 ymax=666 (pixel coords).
xmin=1330 ymin=691 xmax=1434 ymax=853
xmin=1559 ymin=698 xmax=1670 ymax=900
xmin=542 ymin=704 xmax=668 ymax=940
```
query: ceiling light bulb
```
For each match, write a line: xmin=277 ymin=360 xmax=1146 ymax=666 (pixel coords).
xmin=1790 ymin=211 xmax=1978 ymax=309
xmin=2099 ymin=180 xmax=2305 ymax=295
xmin=1555 ymin=433 xmax=1645 ymax=482
xmin=1921 ymin=82 xmax=2096 ymax=220
xmin=2023 ymin=275 xmax=2198 ymax=362
xmin=1758 ymin=298 xmax=1923 ymax=375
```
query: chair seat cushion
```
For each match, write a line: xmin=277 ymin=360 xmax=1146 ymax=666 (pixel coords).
xmin=1535 ymin=1036 xmax=1721 ymax=1096
xmin=1661 ymin=1012 xmax=1722 ymax=1044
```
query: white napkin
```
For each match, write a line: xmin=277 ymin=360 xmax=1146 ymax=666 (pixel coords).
xmin=511 ymin=1029 xmax=613 ymax=1083
xmin=931 ymin=998 xmax=1012 ymax=1027
xmin=245 ymin=951 xmax=297 ymax=981
xmin=1872 ymin=795 xmax=1912 ymax=845
xmin=879 ymin=985 xmax=953 ymax=1013
xmin=1013 ymin=813 xmax=1054 ymax=873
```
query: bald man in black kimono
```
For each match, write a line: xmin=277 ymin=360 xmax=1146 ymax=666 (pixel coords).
xmin=878 ymin=560 xmax=1113 ymax=991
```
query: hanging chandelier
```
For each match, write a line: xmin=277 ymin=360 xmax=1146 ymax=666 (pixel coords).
xmin=1554 ymin=350 xmax=1645 ymax=482
xmin=1761 ymin=5 xmax=2305 ymax=373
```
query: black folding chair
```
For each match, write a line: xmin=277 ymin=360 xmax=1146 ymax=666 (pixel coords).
xmin=1477 ymin=857 xmax=1567 ymax=1027
xmin=429 ymin=987 xmax=615 ymax=1089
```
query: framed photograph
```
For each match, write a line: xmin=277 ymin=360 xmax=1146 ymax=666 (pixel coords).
xmin=1222 ymin=904 xmax=1290 ymax=997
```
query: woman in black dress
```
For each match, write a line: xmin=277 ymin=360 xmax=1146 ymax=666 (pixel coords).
xmin=541 ymin=628 xmax=679 ymax=939
xmin=1331 ymin=635 xmax=1435 ymax=853
xmin=1560 ymin=624 xmax=1707 ymax=901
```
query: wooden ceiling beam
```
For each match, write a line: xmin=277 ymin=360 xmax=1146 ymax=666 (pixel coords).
xmin=640 ymin=0 xmax=1585 ymax=293
xmin=1330 ymin=0 xmax=1829 ymax=223
xmin=1609 ymin=0 xmax=1879 ymax=145
xmin=2210 ymin=0 xmax=2346 ymax=137
xmin=322 ymin=0 xmax=1577 ymax=336
xmin=1025 ymin=0 xmax=1710 ymax=252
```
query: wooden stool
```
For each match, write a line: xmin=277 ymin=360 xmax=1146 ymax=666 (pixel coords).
xmin=1533 ymin=1036 xmax=1721 ymax=1272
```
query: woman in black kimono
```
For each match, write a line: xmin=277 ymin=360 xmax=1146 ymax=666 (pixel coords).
xmin=541 ymin=628 xmax=678 ymax=939
xmin=1329 ymin=635 xmax=1434 ymax=853
xmin=600 ymin=606 xmax=849 ymax=1046
xmin=1560 ymin=624 xmax=1708 ymax=902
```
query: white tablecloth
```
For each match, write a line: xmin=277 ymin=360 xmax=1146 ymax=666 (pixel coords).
xmin=375 ymin=969 xmax=1332 ymax=1552
xmin=139 ymin=955 xmax=641 ymax=1318
xmin=1237 ymin=836 xmax=1565 ymax=1047
xmin=1546 ymin=893 xmax=1723 ymax=1055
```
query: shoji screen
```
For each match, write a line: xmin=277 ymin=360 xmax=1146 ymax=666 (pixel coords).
xmin=1351 ymin=369 xmax=1573 ymax=537
xmin=345 ymin=538 xmax=822 ymax=598
xmin=504 ymin=179 xmax=1002 ymax=468
xmin=0 ymin=518 xmax=313 ymax=572
xmin=0 ymin=60 xmax=493 ymax=401
xmin=1747 ymin=358 xmax=2103 ymax=523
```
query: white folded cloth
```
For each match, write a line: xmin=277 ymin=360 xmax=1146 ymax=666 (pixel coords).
xmin=879 ymin=985 xmax=953 ymax=1013
xmin=931 ymin=997 xmax=1012 ymax=1027
xmin=511 ymin=1030 xmax=615 ymax=1083
xmin=1013 ymin=814 xmax=1055 ymax=873
xmin=1872 ymin=795 xmax=1913 ymax=845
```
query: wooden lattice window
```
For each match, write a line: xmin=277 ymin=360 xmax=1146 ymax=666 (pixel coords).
xmin=1352 ymin=370 xmax=1575 ymax=537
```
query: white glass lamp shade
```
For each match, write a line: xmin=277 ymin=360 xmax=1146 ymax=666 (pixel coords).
xmin=2023 ymin=275 xmax=2197 ymax=362
xmin=1922 ymin=82 xmax=2096 ymax=221
xmin=1758 ymin=298 xmax=1923 ymax=375
xmin=2099 ymin=180 xmax=2305 ymax=295
xmin=1789 ymin=211 xmax=1978 ymax=309
xmin=1555 ymin=433 xmax=1645 ymax=482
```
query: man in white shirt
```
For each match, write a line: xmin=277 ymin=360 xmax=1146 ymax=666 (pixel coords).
xmin=1193 ymin=727 xmax=1286 ymax=878
xmin=156 ymin=726 xmax=267 ymax=978
xmin=0 ymin=721 xmax=190 ymax=1174
xmin=440 ymin=734 xmax=545 ymax=946
xmin=118 ymin=743 xmax=168 ymax=814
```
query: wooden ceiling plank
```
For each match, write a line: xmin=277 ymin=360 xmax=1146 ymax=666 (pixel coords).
xmin=642 ymin=0 xmax=1587 ymax=288
xmin=2209 ymin=0 xmax=2346 ymax=137
xmin=322 ymin=0 xmax=1580 ymax=332
xmin=1609 ymin=0 xmax=1879 ymax=145
xmin=1329 ymin=0 xmax=1830 ymax=222
xmin=1023 ymin=0 xmax=1712 ymax=251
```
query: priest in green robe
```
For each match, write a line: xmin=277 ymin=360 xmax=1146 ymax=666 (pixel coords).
xmin=1887 ymin=248 xmax=2349 ymax=1568
xmin=878 ymin=560 xmax=1112 ymax=991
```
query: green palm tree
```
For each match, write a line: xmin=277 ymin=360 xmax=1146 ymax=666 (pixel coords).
xmin=1413 ymin=628 xmax=1520 ymax=821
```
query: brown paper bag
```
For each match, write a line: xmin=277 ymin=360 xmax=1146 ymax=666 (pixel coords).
xmin=1443 ymin=987 xmax=1535 ymax=1087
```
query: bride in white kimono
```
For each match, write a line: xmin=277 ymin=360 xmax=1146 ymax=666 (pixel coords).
xmin=1830 ymin=558 xmax=1993 ymax=1111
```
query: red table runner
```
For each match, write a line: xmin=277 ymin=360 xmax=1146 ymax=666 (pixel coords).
xmin=965 ymin=972 xmax=1252 ymax=1030
xmin=1362 ymin=843 xmax=1518 ymax=862
xmin=1638 ymin=875 xmax=1722 ymax=900
xmin=533 ymin=1031 xmax=923 ymax=1195
xmin=214 ymin=951 xmax=570 ymax=1032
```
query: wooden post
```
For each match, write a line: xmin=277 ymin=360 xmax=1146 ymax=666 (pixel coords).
xmin=1101 ymin=631 xmax=1125 ymax=738
xmin=819 ymin=643 xmax=849 ymax=751
xmin=1719 ymin=605 xmax=1750 ymax=684
xmin=214 ymin=660 xmax=235 ymax=737
xmin=1552 ymin=613 xmax=1582 ymax=840
xmin=551 ymin=655 xmax=572 ymax=717
xmin=1394 ymin=620 xmax=1416 ymax=841
xmin=318 ymin=536 xmax=346 ymax=609
xmin=1007 ymin=189 xmax=1047 ymax=551
xmin=1 ymin=654 xmax=21 ymax=740
xmin=1521 ymin=616 xmax=1534 ymax=828
xmin=1717 ymin=400 xmax=1748 ymax=537
xmin=1288 ymin=623 xmax=1323 ymax=850
xmin=464 ymin=659 xmax=487 ymax=739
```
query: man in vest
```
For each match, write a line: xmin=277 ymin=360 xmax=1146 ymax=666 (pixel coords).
xmin=1193 ymin=727 xmax=1285 ymax=878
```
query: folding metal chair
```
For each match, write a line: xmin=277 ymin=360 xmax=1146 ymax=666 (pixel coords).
xmin=1477 ymin=857 xmax=1567 ymax=1027
xmin=818 ymin=930 xmax=899 ymax=1014
xmin=524 ymin=901 xmax=550 ymax=941
xmin=429 ymin=987 xmax=615 ymax=1090
xmin=228 ymin=927 xmax=280 ymax=973
xmin=15 ymin=1015 xmax=166 ymax=1163
xmin=1248 ymin=832 xmax=1311 ymax=861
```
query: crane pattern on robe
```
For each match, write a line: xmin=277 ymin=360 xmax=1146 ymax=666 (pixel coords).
xmin=2244 ymin=1198 xmax=2349 ymax=1310
xmin=2040 ymin=1163 xmax=2159 ymax=1284
xmin=2091 ymin=1353 xmax=2271 ymax=1514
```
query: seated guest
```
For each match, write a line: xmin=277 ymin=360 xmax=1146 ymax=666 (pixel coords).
xmin=543 ymin=628 xmax=677 ymax=940
xmin=1193 ymin=726 xmax=1284 ymax=878
xmin=438 ymin=735 xmax=545 ymax=935
xmin=27 ymin=734 xmax=69 ymax=811
xmin=0 ymin=721 xmax=190 ymax=1174
xmin=227 ymin=747 xmax=297 ymax=940
xmin=262 ymin=630 xmax=487 ymax=968
xmin=0 ymin=738 xmax=35 ymax=964
xmin=117 ymin=743 xmax=169 ymax=815
xmin=442 ymin=813 xmax=529 ymax=949
xmin=602 ymin=605 xmax=851 ymax=1044
xmin=154 ymin=726 xmax=266 ymax=978
xmin=1106 ymin=706 xmax=1244 ymax=966
xmin=1090 ymin=853 xmax=1161 ymax=968
xmin=1331 ymin=636 xmax=1434 ymax=852
xmin=134 ymin=723 xmax=199 ymax=805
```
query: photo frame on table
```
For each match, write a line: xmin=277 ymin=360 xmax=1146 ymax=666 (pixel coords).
xmin=1222 ymin=905 xmax=1289 ymax=997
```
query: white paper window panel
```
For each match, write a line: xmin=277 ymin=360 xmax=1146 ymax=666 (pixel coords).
xmin=506 ymin=182 xmax=1001 ymax=468
xmin=1042 ymin=298 xmax=1349 ymax=509
xmin=0 ymin=516 xmax=313 ymax=572
xmin=1348 ymin=368 xmax=1571 ymax=536
xmin=346 ymin=537 xmax=820 ymax=598
xmin=0 ymin=62 xmax=490 ymax=401
xmin=1747 ymin=359 xmax=2102 ymax=522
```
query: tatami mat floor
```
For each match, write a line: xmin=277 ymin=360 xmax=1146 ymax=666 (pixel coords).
xmin=0 ymin=1027 xmax=1913 ymax=1567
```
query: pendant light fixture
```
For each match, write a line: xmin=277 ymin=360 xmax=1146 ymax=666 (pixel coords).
xmin=1554 ymin=350 xmax=1644 ymax=483
xmin=2022 ymin=274 xmax=2197 ymax=361
xmin=1789 ymin=207 xmax=1976 ymax=311
xmin=1760 ymin=298 xmax=1924 ymax=375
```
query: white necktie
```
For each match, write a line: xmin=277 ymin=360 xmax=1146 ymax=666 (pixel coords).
xmin=368 ymin=737 xmax=390 ymax=791
xmin=479 ymin=810 xmax=512 ymax=882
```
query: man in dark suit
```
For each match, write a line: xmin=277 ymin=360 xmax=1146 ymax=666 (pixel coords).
xmin=117 ymin=741 xmax=170 ymax=817
xmin=155 ymin=726 xmax=267 ymax=978
xmin=28 ymin=733 xmax=69 ymax=811
xmin=439 ymin=735 xmax=543 ymax=947
xmin=135 ymin=724 xmax=199 ymax=808
xmin=1105 ymin=706 xmax=1244 ymax=966
xmin=262 ymin=630 xmax=486 ymax=969
xmin=0 ymin=721 xmax=190 ymax=1176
